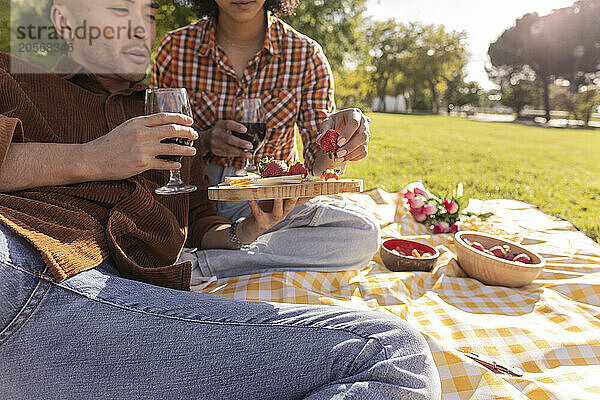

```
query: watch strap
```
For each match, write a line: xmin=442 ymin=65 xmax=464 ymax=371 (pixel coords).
xmin=228 ymin=221 xmax=244 ymax=249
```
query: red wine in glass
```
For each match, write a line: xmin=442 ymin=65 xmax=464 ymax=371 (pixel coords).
xmin=145 ymin=88 xmax=197 ymax=195
xmin=233 ymin=99 xmax=266 ymax=173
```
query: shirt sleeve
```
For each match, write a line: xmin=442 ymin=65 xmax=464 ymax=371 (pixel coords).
xmin=0 ymin=65 xmax=25 ymax=170
xmin=296 ymin=43 xmax=336 ymax=172
xmin=150 ymin=33 xmax=174 ymax=88
xmin=186 ymin=153 xmax=230 ymax=248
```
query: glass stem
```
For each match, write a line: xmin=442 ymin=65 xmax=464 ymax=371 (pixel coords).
xmin=169 ymin=169 xmax=184 ymax=186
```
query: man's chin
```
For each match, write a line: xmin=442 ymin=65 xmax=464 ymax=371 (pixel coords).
xmin=118 ymin=72 xmax=147 ymax=83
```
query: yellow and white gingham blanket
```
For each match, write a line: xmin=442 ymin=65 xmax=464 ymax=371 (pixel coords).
xmin=202 ymin=188 xmax=600 ymax=399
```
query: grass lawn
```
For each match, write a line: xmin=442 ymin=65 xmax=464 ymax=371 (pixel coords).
xmin=341 ymin=113 xmax=600 ymax=242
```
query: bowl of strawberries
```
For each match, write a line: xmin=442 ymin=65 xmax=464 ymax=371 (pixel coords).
xmin=454 ymin=231 xmax=546 ymax=287
xmin=380 ymin=239 xmax=440 ymax=272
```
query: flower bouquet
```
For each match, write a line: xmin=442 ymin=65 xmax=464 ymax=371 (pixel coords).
xmin=404 ymin=183 xmax=492 ymax=234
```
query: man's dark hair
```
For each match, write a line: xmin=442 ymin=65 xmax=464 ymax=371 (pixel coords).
xmin=190 ymin=0 xmax=299 ymax=17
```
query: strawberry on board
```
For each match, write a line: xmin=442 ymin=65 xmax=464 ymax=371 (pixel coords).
xmin=320 ymin=129 xmax=339 ymax=159
xmin=320 ymin=167 xmax=341 ymax=181
xmin=258 ymin=158 xmax=288 ymax=178
xmin=288 ymin=162 xmax=308 ymax=178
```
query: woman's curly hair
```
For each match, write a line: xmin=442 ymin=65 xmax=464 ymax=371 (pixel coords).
xmin=190 ymin=0 xmax=300 ymax=17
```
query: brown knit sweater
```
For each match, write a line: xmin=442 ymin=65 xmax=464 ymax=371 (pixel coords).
xmin=0 ymin=53 xmax=229 ymax=290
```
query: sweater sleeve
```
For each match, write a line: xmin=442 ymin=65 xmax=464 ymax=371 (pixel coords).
xmin=0 ymin=64 xmax=26 ymax=170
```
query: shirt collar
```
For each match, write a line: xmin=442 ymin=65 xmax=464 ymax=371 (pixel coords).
xmin=51 ymin=56 xmax=146 ymax=95
xmin=198 ymin=11 xmax=281 ymax=58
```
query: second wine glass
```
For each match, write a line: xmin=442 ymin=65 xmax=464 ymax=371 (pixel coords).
xmin=232 ymin=98 xmax=267 ymax=174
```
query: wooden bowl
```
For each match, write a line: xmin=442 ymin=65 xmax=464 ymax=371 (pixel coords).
xmin=454 ymin=231 xmax=546 ymax=287
xmin=380 ymin=239 xmax=440 ymax=272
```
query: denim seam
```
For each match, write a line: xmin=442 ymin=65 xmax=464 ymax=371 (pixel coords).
xmin=197 ymin=250 xmax=213 ymax=277
xmin=0 ymin=278 xmax=51 ymax=345
xmin=0 ymin=257 xmax=50 ymax=279
xmin=307 ymin=203 xmax=325 ymax=227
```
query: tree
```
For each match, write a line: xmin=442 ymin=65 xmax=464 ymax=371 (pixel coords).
xmin=154 ymin=0 xmax=196 ymax=54
xmin=407 ymin=25 xmax=467 ymax=113
xmin=282 ymin=0 xmax=367 ymax=74
xmin=487 ymin=64 xmax=542 ymax=118
xmin=365 ymin=21 xmax=468 ymax=113
xmin=365 ymin=20 xmax=416 ymax=112
xmin=489 ymin=0 xmax=600 ymax=123
xmin=443 ymin=73 xmax=483 ymax=114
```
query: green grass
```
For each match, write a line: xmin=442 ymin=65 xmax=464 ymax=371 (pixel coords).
xmin=341 ymin=113 xmax=600 ymax=242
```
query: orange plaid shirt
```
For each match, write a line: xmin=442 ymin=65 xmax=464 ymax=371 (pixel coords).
xmin=151 ymin=13 xmax=335 ymax=171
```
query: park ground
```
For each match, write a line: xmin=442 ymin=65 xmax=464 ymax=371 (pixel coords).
xmin=337 ymin=113 xmax=600 ymax=242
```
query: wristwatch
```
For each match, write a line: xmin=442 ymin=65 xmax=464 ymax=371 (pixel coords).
xmin=228 ymin=221 xmax=244 ymax=249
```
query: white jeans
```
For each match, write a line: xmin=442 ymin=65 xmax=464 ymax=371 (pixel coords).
xmin=190 ymin=164 xmax=381 ymax=279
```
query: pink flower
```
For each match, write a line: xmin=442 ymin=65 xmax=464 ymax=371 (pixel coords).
xmin=410 ymin=208 xmax=427 ymax=222
xmin=422 ymin=203 xmax=437 ymax=215
xmin=450 ymin=223 xmax=459 ymax=233
xmin=414 ymin=187 xmax=429 ymax=199
xmin=443 ymin=199 xmax=459 ymax=214
xmin=403 ymin=189 xmax=415 ymax=199
xmin=408 ymin=196 xmax=425 ymax=209
xmin=433 ymin=222 xmax=450 ymax=234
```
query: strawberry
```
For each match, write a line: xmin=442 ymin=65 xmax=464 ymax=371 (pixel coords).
xmin=320 ymin=167 xmax=341 ymax=181
xmin=513 ymin=253 xmax=532 ymax=264
xmin=258 ymin=158 xmax=288 ymax=178
xmin=288 ymin=162 xmax=308 ymax=178
xmin=489 ymin=245 xmax=507 ymax=259
xmin=470 ymin=242 xmax=485 ymax=252
xmin=320 ymin=129 xmax=339 ymax=159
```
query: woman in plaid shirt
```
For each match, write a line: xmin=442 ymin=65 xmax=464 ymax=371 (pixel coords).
xmin=151 ymin=0 xmax=380 ymax=280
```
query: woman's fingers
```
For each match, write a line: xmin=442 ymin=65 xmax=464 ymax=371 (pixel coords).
xmin=248 ymin=200 xmax=264 ymax=218
xmin=283 ymin=198 xmax=298 ymax=215
xmin=272 ymin=199 xmax=284 ymax=219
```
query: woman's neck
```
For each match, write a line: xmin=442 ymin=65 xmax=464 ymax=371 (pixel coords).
xmin=215 ymin=10 xmax=267 ymax=51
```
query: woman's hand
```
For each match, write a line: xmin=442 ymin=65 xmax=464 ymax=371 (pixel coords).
xmin=318 ymin=108 xmax=371 ymax=163
xmin=200 ymin=120 xmax=253 ymax=159
xmin=237 ymin=197 xmax=313 ymax=244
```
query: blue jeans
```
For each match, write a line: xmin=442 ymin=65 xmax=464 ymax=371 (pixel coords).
xmin=201 ymin=164 xmax=381 ymax=278
xmin=0 ymin=224 xmax=441 ymax=399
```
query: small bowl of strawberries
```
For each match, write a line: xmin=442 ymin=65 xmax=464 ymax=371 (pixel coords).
xmin=380 ymin=239 xmax=440 ymax=272
xmin=454 ymin=231 xmax=546 ymax=287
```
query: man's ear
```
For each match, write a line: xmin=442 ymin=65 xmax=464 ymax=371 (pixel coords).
xmin=50 ymin=5 xmax=73 ymax=41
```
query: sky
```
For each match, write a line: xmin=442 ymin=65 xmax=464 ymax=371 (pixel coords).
xmin=365 ymin=0 xmax=577 ymax=90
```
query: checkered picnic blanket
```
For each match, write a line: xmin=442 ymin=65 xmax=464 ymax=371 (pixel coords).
xmin=201 ymin=187 xmax=600 ymax=399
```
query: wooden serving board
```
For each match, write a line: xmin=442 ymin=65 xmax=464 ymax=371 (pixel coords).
xmin=208 ymin=179 xmax=363 ymax=201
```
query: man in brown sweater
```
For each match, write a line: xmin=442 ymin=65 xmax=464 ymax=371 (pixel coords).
xmin=0 ymin=1 xmax=441 ymax=398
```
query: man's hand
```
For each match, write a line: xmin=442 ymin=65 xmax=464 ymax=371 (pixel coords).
xmin=317 ymin=108 xmax=371 ymax=163
xmin=237 ymin=197 xmax=313 ymax=244
xmin=83 ymin=113 xmax=199 ymax=181
xmin=200 ymin=120 xmax=253 ymax=159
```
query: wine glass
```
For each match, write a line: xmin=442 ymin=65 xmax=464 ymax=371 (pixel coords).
xmin=145 ymin=88 xmax=197 ymax=195
xmin=232 ymin=98 xmax=267 ymax=174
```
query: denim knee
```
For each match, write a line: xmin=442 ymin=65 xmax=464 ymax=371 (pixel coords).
xmin=345 ymin=207 xmax=381 ymax=267
xmin=357 ymin=314 xmax=441 ymax=399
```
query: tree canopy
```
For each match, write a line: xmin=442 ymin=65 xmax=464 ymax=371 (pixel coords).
xmin=488 ymin=0 xmax=600 ymax=123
